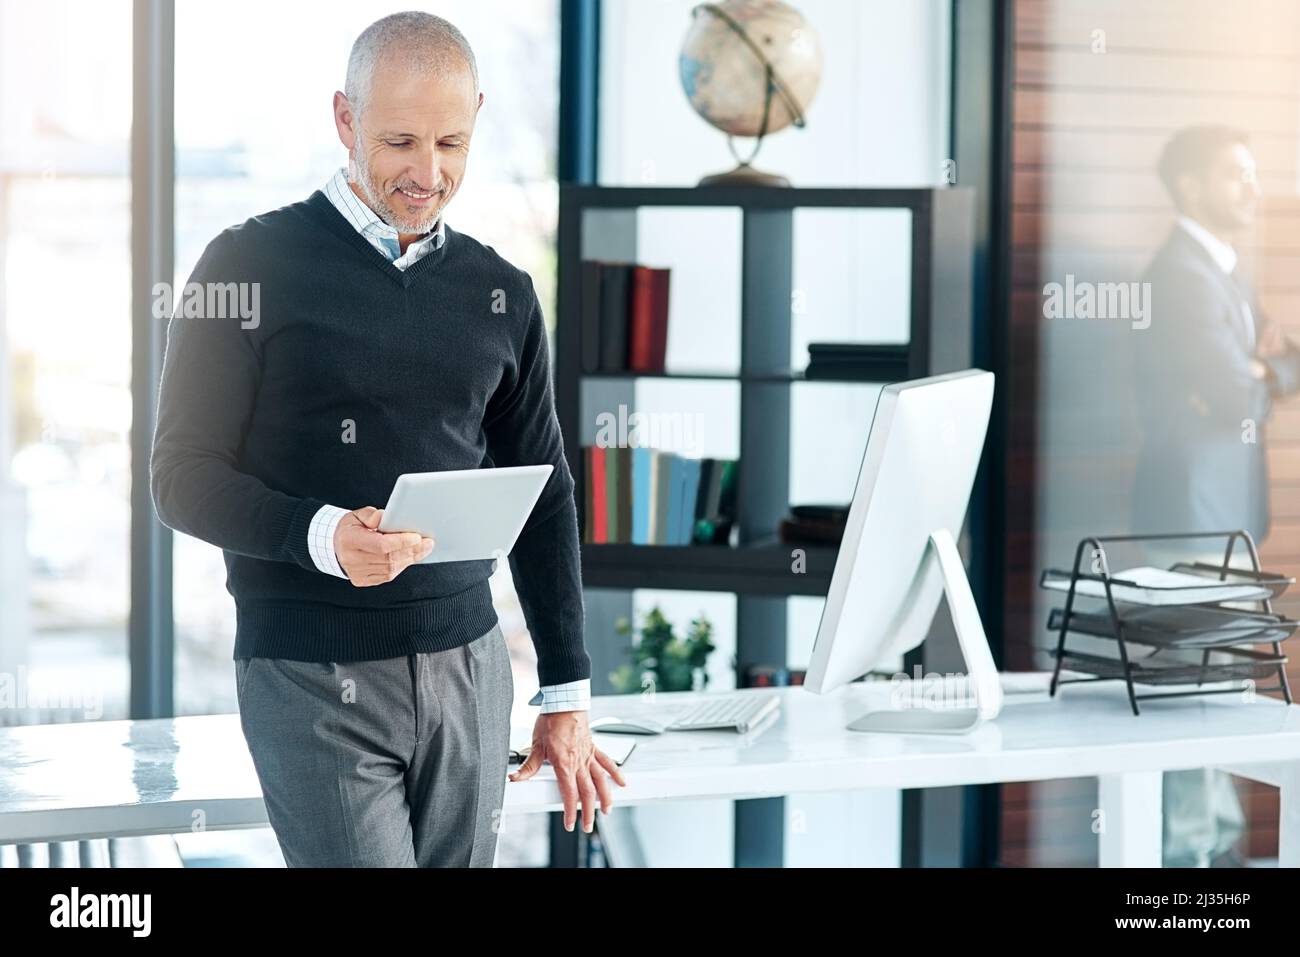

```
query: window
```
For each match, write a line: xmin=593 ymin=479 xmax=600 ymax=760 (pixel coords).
xmin=0 ymin=0 xmax=133 ymax=724
xmin=1004 ymin=0 xmax=1300 ymax=867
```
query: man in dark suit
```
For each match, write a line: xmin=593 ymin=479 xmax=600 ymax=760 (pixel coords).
xmin=1133 ymin=125 xmax=1300 ymax=542
xmin=1133 ymin=126 xmax=1300 ymax=867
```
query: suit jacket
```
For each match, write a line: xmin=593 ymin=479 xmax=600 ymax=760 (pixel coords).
xmin=1131 ymin=226 xmax=1300 ymax=542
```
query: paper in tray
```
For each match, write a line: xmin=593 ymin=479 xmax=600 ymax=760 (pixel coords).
xmin=1040 ymin=565 xmax=1272 ymax=606
xmin=1168 ymin=562 xmax=1294 ymax=600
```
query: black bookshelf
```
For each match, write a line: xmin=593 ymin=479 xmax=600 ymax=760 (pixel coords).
xmin=578 ymin=541 xmax=840 ymax=596
xmin=557 ymin=185 xmax=975 ymax=595
xmin=553 ymin=183 xmax=975 ymax=867
xmin=576 ymin=347 xmax=910 ymax=384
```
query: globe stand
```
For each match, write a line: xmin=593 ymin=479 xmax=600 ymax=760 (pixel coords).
xmin=698 ymin=162 xmax=791 ymax=188
xmin=697 ymin=125 xmax=792 ymax=188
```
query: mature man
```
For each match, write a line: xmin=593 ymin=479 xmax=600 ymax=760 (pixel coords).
xmin=1132 ymin=125 xmax=1300 ymax=867
xmin=1132 ymin=125 xmax=1300 ymax=542
xmin=151 ymin=11 xmax=623 ymax=867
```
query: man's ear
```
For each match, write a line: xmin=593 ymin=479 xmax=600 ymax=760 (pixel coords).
xmin=333 ymin=91 xmax=358 ymax=150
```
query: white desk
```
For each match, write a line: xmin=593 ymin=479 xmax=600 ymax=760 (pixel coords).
xmin=2 ymin=682 xmax=1299 ymax=867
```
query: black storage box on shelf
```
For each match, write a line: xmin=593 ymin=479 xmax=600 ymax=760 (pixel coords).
xmin=1039 ymin=531 xmax=1296 ymax=715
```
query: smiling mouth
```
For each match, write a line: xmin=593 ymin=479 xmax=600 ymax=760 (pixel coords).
xmin=396 ymin=185 xmax=441 ymax=201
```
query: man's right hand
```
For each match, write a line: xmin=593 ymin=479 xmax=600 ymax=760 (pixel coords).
xmin=334 ymin=506 xmax=434 ymax=587
xmin=1258 ymin=320 xmax=1289 ymax=359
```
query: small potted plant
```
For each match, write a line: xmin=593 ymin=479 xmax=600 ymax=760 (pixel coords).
xmin=609 ymin=605 xmax=715 ymax=695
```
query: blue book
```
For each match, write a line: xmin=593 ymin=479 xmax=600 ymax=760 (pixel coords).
xmin=677 ymin=457 xmax=702 ymax=544
xmin=632 ymin=447 xmax=653 ymax=545
xmin=665 ymin=455 xmax=685 ymax=545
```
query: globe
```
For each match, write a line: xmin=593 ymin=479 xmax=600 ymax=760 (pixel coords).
xmin=679 ymin=0 xmax=823 ymax=185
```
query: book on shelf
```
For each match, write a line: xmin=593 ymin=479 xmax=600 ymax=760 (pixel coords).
xmin=807 ymin=342 xmax=882 ymax=359
xmin=778 ymin=502 xmax=850 ymax=546
xmin=651 ymin=450 xmax=674 ymax=544
xmin=587 ymin=445 xmax=608 ymax=543
xmin=581 ymin=446 xmax=737 ymax=546
xmin=804 ymin=341 xmax=907 ymax=380
xmin=664 ymin=454 xmax=684 ymax=545
xmin=583 ymin=450 xmax=592 ymax=543
xmin=581 ymin=260 xmax=671 ymax=374
xmin=629 ymin=266 xmax=670 ymax=372
xmin=598 ymin=264 xmax=630 ymax=373
xmin=632 ymin=446 xmax=653 ymax=544
xmin=599 ymin=445 xmax=631 ymax=544
xmin=676 ymin=457 xmax=703 ymax=544
xmin=616 ymin=446 xmax=632 ymax=541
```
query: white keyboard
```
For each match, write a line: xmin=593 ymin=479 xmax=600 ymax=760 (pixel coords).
xmin=667 ymin=694 xmax=781 ymax=732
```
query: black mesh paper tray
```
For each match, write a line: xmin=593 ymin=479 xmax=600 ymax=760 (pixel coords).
xmin=1049 ymin=647 xmax=1285 ymax=687
xmin=1047 ymin=604 xmax=1299 ymax=649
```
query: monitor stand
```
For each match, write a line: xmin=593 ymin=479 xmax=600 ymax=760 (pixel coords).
xmin=847 ymin=528 xmax=1003 ymax=735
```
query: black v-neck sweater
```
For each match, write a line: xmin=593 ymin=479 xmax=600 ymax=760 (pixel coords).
xmin=150 ymin=190 xmax=589 ymax=685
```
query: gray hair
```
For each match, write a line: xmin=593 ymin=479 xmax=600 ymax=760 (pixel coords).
xmin=344 ymin=11 xmax=479 ymax=120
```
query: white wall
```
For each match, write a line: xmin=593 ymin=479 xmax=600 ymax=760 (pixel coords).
xmin=599 ymin=0 xmax=950 ymax=188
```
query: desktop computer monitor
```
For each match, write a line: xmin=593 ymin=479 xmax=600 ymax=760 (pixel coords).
xmin=804 ymin=369 xmax=999 ymax=734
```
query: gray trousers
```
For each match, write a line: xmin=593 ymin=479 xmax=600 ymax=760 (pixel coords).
xmin=235 ymin=621 xmax=514 ymax=867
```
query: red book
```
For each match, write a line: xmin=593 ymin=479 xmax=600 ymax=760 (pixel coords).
xmin=591 ymin=446 xmax=608 ymax=544
xmin=627 ymin=266 xmax=670 ymax=372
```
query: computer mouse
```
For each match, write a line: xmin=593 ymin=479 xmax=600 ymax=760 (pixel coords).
xmin=590 ymin=716 xmax=665 ymax=735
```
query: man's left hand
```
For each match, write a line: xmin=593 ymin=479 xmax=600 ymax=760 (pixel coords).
xmin=509 ymin=711 xmax=627 ymax=833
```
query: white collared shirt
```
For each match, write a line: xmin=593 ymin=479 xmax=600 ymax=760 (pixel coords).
xmin=322 ymin=167 xmax=446 ymax=268
xmin=1178 ymin=215 xmax=1255 ymax=351
xmin=1177 ymin=215 xmax=1237 ymax=273
xmin=305 ymin=168 xmax=589 ymax=714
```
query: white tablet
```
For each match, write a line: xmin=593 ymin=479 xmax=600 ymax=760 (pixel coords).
xmin=377 ymin=464 xmax=554 ymax=564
